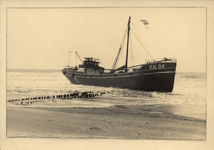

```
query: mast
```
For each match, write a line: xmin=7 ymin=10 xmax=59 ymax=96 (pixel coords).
xmin=125 ymin=16 xmax=131 ymax=72
xmin=68 ymin=51 xmax=71 ymax=66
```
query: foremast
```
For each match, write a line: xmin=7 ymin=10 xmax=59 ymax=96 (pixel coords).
xmin=125 ymin=16 xmax=131 ymax=72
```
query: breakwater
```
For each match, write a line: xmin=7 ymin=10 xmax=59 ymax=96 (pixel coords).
xmin=7 ymin=91 xmax=106 ymax=105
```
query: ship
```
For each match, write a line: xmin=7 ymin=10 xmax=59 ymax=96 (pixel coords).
xmin=62 ymin=16 xmax=177 ymax=92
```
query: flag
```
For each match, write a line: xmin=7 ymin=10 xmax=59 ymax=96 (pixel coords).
xmin=140 ymin=20 xmax=149 ymax=25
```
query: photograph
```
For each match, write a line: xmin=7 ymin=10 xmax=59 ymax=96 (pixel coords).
xmin=1 ymin=1 xmax=214 ymax=150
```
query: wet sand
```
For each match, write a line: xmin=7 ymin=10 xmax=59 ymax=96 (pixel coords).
xmin=6 ymin=98 xmax=206 ymax=139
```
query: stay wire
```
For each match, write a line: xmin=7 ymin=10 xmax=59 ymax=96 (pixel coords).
xmin=129 ymin=32 xmax=135 ymax=66
xmin=131 ymin=29 xmax=154 ymax=60
xmin=100 ymin=26 xmax=128 ymax=62
xmin=131 ymin=23 xmax=159 ymax=58
xmin=111 ymin=26 xmax=127 ymax=69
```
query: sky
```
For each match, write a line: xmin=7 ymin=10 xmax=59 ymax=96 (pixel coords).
xmin=7 ymin=7 xmax=206 ymax=72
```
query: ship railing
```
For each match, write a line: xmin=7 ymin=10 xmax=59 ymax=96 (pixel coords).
xmin=103 ymin=69 xmax=114 ymax=74
xmin=64 ymin=65 xmax=76 ymax=70
xmin=145 ymin=58 xmax=177 ymax=63
xmin=127 ymin=64 xmax=142 ymax=69
xmin=103 ymin=65 xmax=143 ymax=74
xmin=127 ymin=65 xmax=143 ymax=72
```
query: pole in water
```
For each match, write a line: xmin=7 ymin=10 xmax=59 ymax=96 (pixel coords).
xmin=68 ymin=51 xmax=71 ymax=67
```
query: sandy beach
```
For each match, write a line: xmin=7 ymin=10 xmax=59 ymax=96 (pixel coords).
xmin=6 ymin=97 xmax=206 ymax=140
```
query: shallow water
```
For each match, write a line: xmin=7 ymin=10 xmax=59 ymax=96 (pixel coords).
xmin=6 ymin=69 xmax=206 ymax=107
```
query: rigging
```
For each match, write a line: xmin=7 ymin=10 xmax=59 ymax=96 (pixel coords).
xmin=111 ymin=26 xmax=127 ymax=70
xmin=131 ymin=29 xmax=155 ymax=61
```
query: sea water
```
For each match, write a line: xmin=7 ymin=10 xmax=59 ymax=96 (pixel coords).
xmin=6 ymin=69 xmax=206 ymax=107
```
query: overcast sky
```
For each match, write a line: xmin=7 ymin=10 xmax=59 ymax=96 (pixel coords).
xmin=7 ymin=7 xmax=206 ymax=72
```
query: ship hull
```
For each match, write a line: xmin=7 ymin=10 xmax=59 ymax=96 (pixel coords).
xmin=62 ymin=62 xmax=176 ymax=92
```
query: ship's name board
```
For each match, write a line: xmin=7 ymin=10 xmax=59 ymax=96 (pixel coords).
xmin=149 ymin=64 xmax=165 ymax=70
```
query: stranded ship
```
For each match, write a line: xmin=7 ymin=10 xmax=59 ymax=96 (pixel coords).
xmin=62 ymin=17 xmax=177 ymax=92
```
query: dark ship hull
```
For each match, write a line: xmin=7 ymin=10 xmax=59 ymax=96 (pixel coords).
xmin=62 ymin=61 xmax=176 ymax=92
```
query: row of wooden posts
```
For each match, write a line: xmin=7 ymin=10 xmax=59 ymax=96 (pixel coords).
xmin=7 ymin=91 xmax=106 ymax=104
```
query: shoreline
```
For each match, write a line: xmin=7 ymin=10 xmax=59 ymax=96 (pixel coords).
xmin=6 ymin=99 xmax=206 ymax=139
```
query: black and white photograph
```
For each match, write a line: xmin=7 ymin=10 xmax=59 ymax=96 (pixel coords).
xmin=1 ymin=1 xmax=214 ymax=150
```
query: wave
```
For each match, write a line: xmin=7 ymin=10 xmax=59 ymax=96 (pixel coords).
xmin=179 ymin=75 xmax=205 ymax=79
xmin=7 ymin=68 xmax=61 ymax=73
xmin=176 ymin=72 xmax=206 ymax=79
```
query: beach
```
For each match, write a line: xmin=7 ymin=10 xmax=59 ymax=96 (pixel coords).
xmin=6 ymin=97 xmax=206 ymax=140
xmin=6 ymin=70 xmax=207 ymax=140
